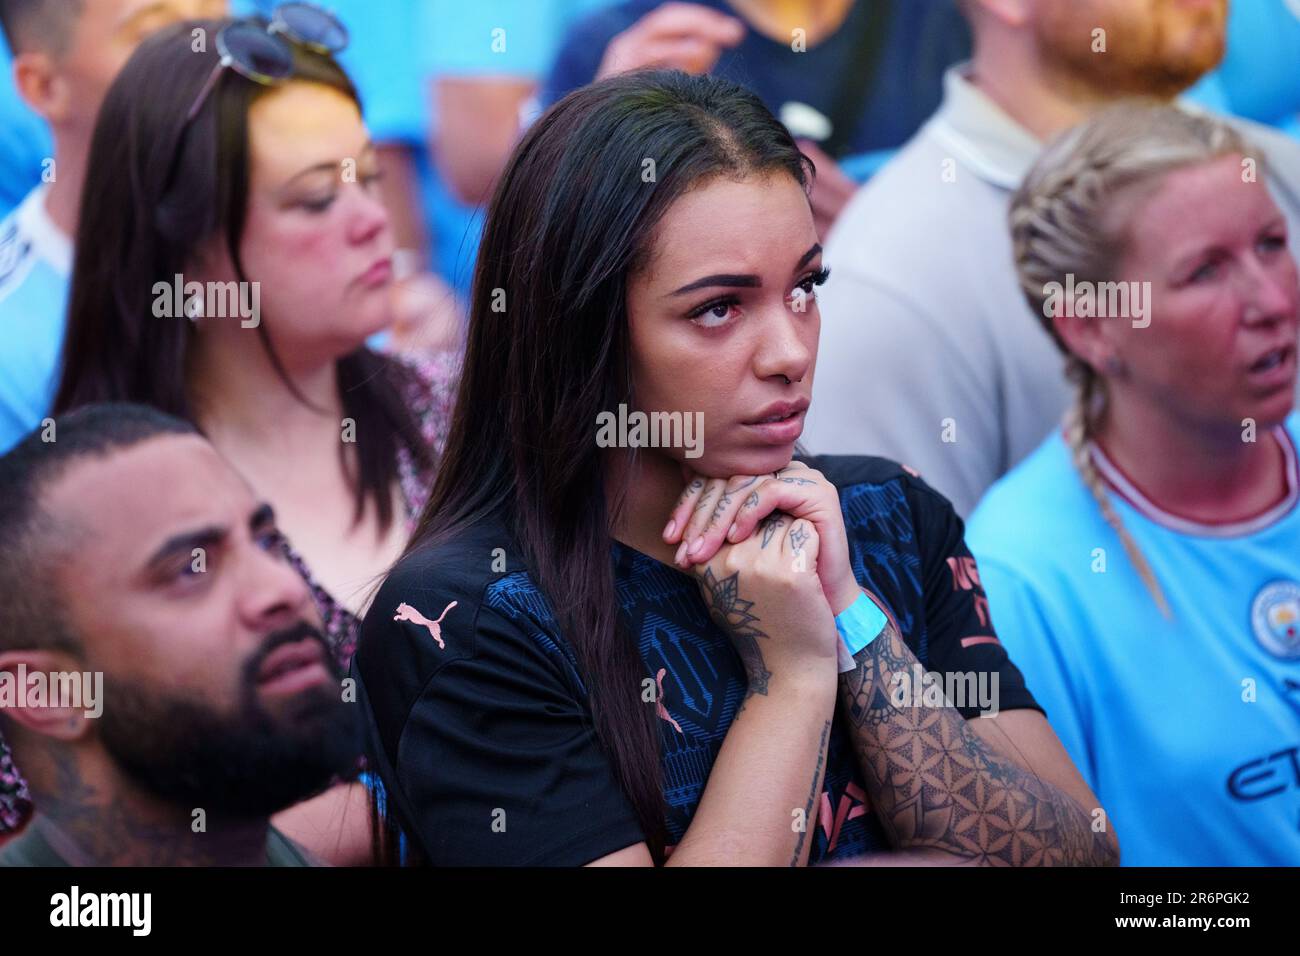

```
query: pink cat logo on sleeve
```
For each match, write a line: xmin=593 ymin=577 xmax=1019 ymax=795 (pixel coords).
xmin=394 ymin=601 xmax=458 ymax=649
xmin=655 ymin=668 xmax=684 ymax=735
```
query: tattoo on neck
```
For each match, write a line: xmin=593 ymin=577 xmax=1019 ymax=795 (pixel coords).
xmin=30 ymin=748 xmax=269 ymax=866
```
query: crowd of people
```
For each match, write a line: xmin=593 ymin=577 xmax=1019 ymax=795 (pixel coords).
xmin=0 ymin=0 xmax=1296 ymax=867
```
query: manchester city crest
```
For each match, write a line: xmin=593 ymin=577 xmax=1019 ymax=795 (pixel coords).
xmin=1251 ymin=580 xmax=1300 ymax=659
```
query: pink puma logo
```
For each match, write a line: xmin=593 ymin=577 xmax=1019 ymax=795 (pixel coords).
xmin=394 ymin=601 xmax=458 ymax=649
xmin=655 ymin=668 xmax=683 ymax=735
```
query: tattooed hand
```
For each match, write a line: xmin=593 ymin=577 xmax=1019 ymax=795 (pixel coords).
xmin=688 ymin=513 xmax=838 ymax=701
xmin=665 ymin=461 xmax=860 ymax=614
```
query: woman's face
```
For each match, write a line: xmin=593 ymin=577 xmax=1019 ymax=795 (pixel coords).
xmin=1100 ymin=153 xmax=1298 ymax=431
xmin=235 ymin=81 xmax=394 ymax=366
xmin=625 ymin=171 xmax=824 ymax=478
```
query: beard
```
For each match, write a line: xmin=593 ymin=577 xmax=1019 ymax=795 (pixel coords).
xmin=1034 ymin=0 xmax=1227 ymax=100
xmin=97 ymin=622 xmax=360 ymax=818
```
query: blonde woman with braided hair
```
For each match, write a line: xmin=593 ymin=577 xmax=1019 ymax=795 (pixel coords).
xmin=967 ymin=102 xmax=1300 ymax=866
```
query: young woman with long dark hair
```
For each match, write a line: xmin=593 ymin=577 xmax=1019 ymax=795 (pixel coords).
xmin=42 ymin=8 xmax=455 ymax=861
xmin=355 ymin=69 xmax=1117 ymax=866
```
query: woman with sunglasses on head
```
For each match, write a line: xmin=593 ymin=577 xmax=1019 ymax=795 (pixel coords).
xmin=968 ymin=104 xmax=1300 ymax=866
xmin=354 ymin=69 xmax=1117 ymax=866
xmin=50 ymin=6 xmax=455 ymax=863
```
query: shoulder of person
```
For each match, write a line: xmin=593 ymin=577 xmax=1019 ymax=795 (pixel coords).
xmin=266 ymin=827 xmax=316 ymax=867
xmin=353 ymin=512 xmax=551 ymax=693
xmin=381 ymin=349 xmax=460 ymax=446
xmin=803 ymin=451 xmax=944 ymax=507
xmin=0 ymin=822 xmax=66 ymax=867
xmin=803 ymin=450 xmax=904 ymax=483
xmin=965 ymin=430 xmax=1099 ymax=569
xmin=385 ymin=349 xmax=460 ymax=405
xmin=802 ymin=452 xmax=971 ymax=559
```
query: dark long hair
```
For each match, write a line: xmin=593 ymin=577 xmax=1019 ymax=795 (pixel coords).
xmin=398 ymin=70 xmax=813 ymax=863
xmin=54 ymin=18 xmax=431 ymax=531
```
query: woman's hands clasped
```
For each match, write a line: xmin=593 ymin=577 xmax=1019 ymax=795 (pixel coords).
xmin=664 ymin=462 xmax=861 ymax=615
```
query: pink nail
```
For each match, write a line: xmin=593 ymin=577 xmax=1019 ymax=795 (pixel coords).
xmin=688 ymin=537 xmax=704 ymax=557
xmin=727 ymin=522 xmax=737 ymax=540
xmin=663 ymin=519 xmax=676 ymax=540
xmin=674 ymin=541 xmax=688 ymax=565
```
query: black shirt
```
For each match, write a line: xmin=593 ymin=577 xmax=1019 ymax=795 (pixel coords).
xmin=354 ymin=455 xmax=1040 ymax=865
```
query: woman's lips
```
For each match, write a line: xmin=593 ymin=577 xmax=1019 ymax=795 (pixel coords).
xmin=1246 ymin=344 xmax=1296 ymax=391
xmin=356 ymin=257 xmax=393 ymax=288
xmin=743 ymin=408 xmax=805 ymax=444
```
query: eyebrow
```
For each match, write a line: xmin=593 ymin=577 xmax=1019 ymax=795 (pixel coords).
xmin=281 ymin=142 xmax=378 ymax=190
xmin=145 ymin=524 xmax=226 ymax=571
xmin=668 ymin=243 xmax=822 ymax=297
xmin=1169 ymin=216 xmax=1288 ymax=271
xmin=144 ymin=502 xmax=276 ymax=570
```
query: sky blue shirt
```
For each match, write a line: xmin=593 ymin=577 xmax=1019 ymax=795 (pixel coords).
xmin=0 ymin=186 xmax=71 ymax=453
xmin=967 ymin=416 xmax=1300 ymax=866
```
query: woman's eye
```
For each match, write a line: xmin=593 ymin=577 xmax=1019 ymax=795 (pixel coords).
xmin=688 ymin=299 xmax=738 ymax=328
xmin=1188 ymin=261 xmax=1218 ymax=284
xmin=299 ymin=193 xmax=337 ymax=213
xmin=791 ymin=266 xmax=831 ymax=303
xmin=1259 ymin=234 xmax=1287 ymax=255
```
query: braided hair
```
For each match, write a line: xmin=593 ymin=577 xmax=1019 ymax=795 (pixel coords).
xmin=1008 ymin=102 xmax=1259 ymax=618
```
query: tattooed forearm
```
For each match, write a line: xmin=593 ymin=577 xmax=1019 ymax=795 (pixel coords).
xmin=700 ymin=567 xmax=771 ymax=702
xmin=791 ymin=719 xmax=832 ymax=866
xmin=837 ymin=622 xmax=1117 ymax=866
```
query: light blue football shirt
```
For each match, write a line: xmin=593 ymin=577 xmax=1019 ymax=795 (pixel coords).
xmin=967 ymin=415 xmax=1300 ymax=866
xmin=0 ymin=186 xmax=71 ymax=453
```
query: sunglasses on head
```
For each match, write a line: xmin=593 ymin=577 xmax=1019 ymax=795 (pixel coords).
xmin=184 ymin=2 xmax=349 ymax=122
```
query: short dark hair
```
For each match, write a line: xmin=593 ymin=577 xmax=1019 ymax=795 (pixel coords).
xmin=0 ymin=403 xmax=197 ymax=655
xmin=0 ymin=0 xmax=85 ymax=57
